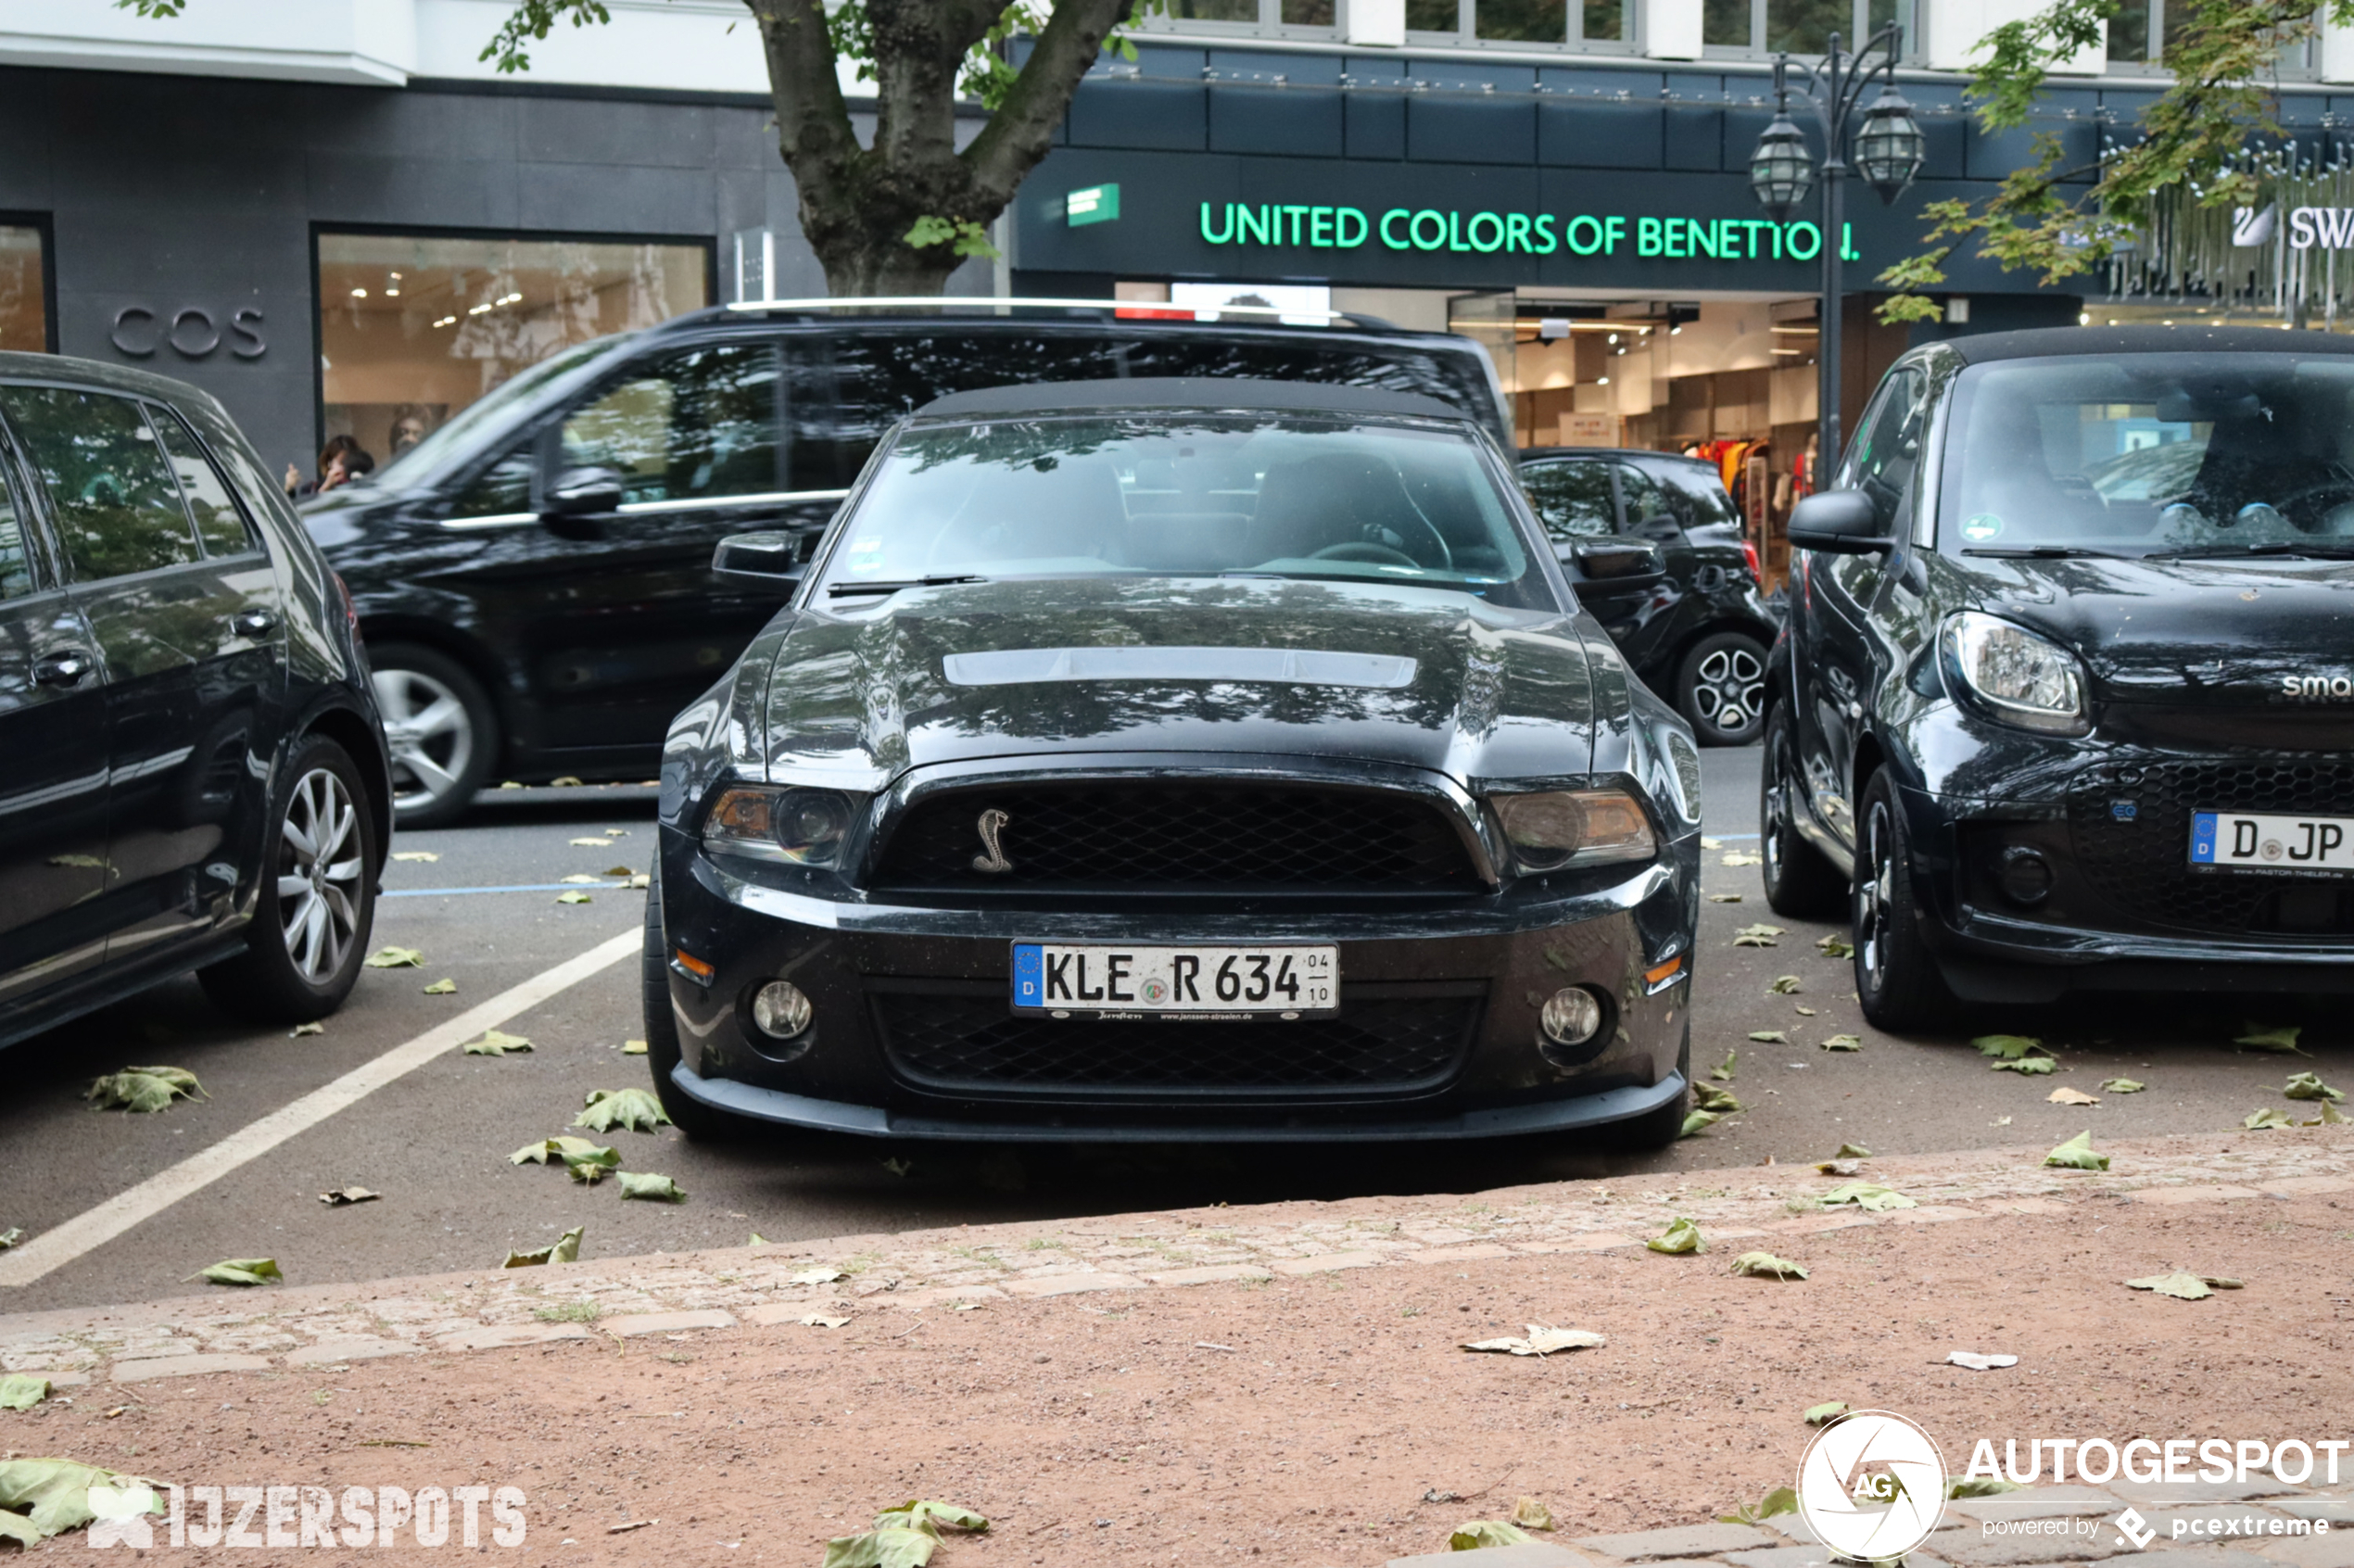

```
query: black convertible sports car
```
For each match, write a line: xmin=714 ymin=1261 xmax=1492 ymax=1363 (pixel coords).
xmin=642 ymin=378 xmax=1704 ymax=1144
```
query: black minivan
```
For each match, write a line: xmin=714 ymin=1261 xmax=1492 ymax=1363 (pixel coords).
xmin=304 ymin=301 xmax=1511 ymax=826
xmin=0 ymin=353 xmax=389 ymax=1047
xmin=1518 ymin=447 xmax=1777 ymax=747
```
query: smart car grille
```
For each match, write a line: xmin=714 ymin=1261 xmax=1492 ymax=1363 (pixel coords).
xmin=869 ymin=783 xmax=1480 ymax=896
xmin=2069 ymin=759 xmax=2354 ymax=936
xmin=870 ymin=983 xmax=1480 ymax=1098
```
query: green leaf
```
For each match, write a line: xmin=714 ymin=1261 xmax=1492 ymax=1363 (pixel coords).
xmin=1993 ymin=1056 xmax=2057 ymax=1075
xmin=0 ymin=1375 xmax=50 ymax=1411
xmin=1835 ymin=1142 xmax=1872 ymax=1157
xmin=555 ymin=891 xmax=594 ymax=904
xmin=872 ymin=1501 xmax=989 ymax=1536
xmin=2234 ymin=1023 xmax=2309 ymax=1055
xmin=511 ymin=1136 xmax=616 ymax=1167
xmin=1691 ymin=1083 xmax=1743 ymax=1114
xmin=1732 ymin=923 xmax=1784 ymax=947
xmin=0 ymin=1458 xmax=162 ymax=1536
xmin=1711 ymin=1048 xmax=1737 ymax=1081
xmin=85 ymin=1066 xmax=205 ymax=1114
xmin=1820 ymin=1034 xmax=1862 ymax=1052
xmin=0 ymin=1229 xmax=21 ymax=1250
xmin=503 ymin=1225 xmax=584 ymax=1268
xmin=2125 ymin=1271 xmax=2213 ymax=1300
xmin=192 ymin=1258 xmax=282 ymax=1286
xmin=1449 ymin=1521 xmax=1536 ymax=1550
xmin=1947 ymin=1476 xmax=2019 ymax=1499
xmin=2282 ymin=1071 xmax=2343 ymax=1102
xmin=2101 ymin=1077 xmax=2146 ymax=1094
xmin=462 ymin=1029 xmax=532 ymax=1056
xmin=1647 ymin=1217 xmax=1703 ymax=1254
xmin=364 ymin=946 xmax=424 ymax=968
xmin=1747 ymin=1031 xmax=1788 ymax=1043
xmin=1768 ymin=975 xmax=1803 ymax=993
xmin=2308 ymin=1101 xmax=2348 ymax=1127
xmin=621 ymin=1038 xmax=648 ymax=1055
xmin=822 ymin=1524 xmax=940 ymax=1568
xmin=1679 ymin=1109 xmax=1723 ymax=1139
xmin=1803 ymin=1400 xmax=1849 ymax=1426
xmin=618 ymin=1171 xmax=686 ymax=1202
xmin=2245 ymin=1106 xmax=2296 ymax=1130
xmin=1818 ymin=1182 xmax=1917 ymax=1212
xmin=566 ymin=1157 xmax=614 ymax=1185
xmin=290 ymin=1020 xmax=324 ymax=1036
xmin=1718 ymin=1485 xmax=1799 ymax=1525
xmin=0 ymin=1508 xmax=36 ymax=1548
xmin=2044 ymin=1130 xmax=2108 ymax=1170
xmin=1732 ymin=1251 xmax=1809 ymax=1281
xmin=575 ymin=1088 xmax=671 ymax=1133
xmin=423 ymin=978 xmax=457 ymax=994
xmin=1815 ymin=934 xmax=1854 ymax=958
xmin=1973 ymin=1033 xmax=2044 ymax=1059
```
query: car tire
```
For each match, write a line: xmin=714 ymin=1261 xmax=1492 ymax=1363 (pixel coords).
xmin=1854 ymin=769 xmax=1957 ymax=1032
xmin=1760 ymin=702 xmax=1848 ymax=918
xmin=1674 ymin=629 xmax=1768 ymax=747
xmin=371 ymin=643 xmax=498 ymax=831
xmin=1605 ymin=1021 xmax=1691 ymax=1151
xmin=640 ymin=864 xmax=738 ymax=1143
xmin=199 ymin=734 xmax=379 ymax=1025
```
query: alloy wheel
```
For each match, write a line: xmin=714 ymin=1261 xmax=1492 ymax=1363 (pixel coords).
xmin=277 ymin=767 xmax=363 ymax=983
xmin=374 ymin=666 xmax=475 ymax=814
xmin=1857 ymin=797 xmax=1894 ymax=993
xmin=1763 ymin=733 xmax=1791 ymax=882
xmin=1690 ymin=644 xmax=1765 ymax=737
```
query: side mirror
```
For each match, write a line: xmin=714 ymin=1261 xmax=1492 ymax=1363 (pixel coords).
xmin=1561 ymin=537 xmax=1666 ymax=584
xmin=712 ymin=531 xmax=805 ymax=592
xmin=1787 ymin=490 xmax=1892 ymax=553
xmin=543 ymin=467 xmax=624 ymax=518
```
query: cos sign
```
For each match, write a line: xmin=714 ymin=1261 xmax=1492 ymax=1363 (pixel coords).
xmin=110 ymin=306 xmax=265 ymax=360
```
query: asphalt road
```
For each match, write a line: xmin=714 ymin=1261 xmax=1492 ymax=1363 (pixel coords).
xmin=0 ymin=760 xmax=2344 ymax=1315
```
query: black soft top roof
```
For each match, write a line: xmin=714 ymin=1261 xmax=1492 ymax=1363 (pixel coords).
xmin=914 ymin=376 xmax=1470 ymax=423
xmin=1946 ymin=324 xmax=2354 ymax=364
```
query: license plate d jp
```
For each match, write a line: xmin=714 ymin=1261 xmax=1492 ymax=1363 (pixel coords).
xmin=2190 ymin=810 xmax=2354 ymax=876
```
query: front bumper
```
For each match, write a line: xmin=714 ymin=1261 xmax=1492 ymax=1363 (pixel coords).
xmin=658 ymin=828 xmax=1697 ymax=1141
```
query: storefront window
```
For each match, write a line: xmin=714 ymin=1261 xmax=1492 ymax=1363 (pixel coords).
xmin=1477 ymin=0 xmax=1565 ymax=41
xmin=1704 ymin=0 xmax=1915 ymax=54
xmin=0 ymin=226 xmax=48 ymax=354
xmin=316 ymin=233 xmax=708 ymax=480
xmin=1153 ymin=0 xmax=1338 ymax=26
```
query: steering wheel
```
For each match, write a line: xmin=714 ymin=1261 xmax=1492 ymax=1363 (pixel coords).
xmin=1310 ymin=541 xmax=1421 ymax=567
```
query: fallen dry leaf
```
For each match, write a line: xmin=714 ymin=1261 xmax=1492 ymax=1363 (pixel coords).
xmin=2047 ymin=1086 xmax=2100 ymax=1106
xmin=1947 ymin=1351 xmax=2018 ymax=1371
xmin=1461 ymin=1326 xmax=1605 ymax=1357
xmin=318 ymin=1187 xmax=378 ymax=1207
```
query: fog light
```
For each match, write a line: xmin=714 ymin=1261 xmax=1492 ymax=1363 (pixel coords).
xmin=1997 ymin=846 xmax=2053 ymax=906
xmin=752 ymin=980 xmax=813 ymax=1039
xmin=1539 ymin=987 xmax=1603 ymax=1047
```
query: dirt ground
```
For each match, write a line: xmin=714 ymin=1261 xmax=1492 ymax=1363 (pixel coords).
xmin=19 ymin=1189 xmax=2352 ymax=1565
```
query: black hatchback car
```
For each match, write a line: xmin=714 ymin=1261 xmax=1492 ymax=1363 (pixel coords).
xmin=1764 ymin=325 xmax=2354 ymax=1027
xmin=303 ymin=300 xmax=1510 ymax=827
xmin=644 ymin=379 xmax=1703 ymax=1145
xmin=0 ymin=354 xmax=388 ymax=1046
xmin=1518 ymin=449 xmax=1776 ymax=747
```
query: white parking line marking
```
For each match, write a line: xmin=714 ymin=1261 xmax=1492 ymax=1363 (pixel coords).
xmin=0 ymin=929 xmax=641 ymax=1288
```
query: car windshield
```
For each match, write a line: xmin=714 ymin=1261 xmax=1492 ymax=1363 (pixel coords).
xmin=373 ymin=334 xmax=634 ymax=487
xmin=820 ymin=414 xmax=1554 ymax=608
xmin=1940 ymin=353 xmax=2354 ymax=555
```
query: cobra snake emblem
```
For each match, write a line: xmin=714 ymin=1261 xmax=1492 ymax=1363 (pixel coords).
xmin=971 ymin=807 xmax=1014 ymax=873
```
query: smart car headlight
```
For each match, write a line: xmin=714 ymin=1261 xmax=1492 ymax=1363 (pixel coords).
xmin=702 ymin=786 xmax=865 ymax=866
xmin=1942 ymin=612 xmax=2090 ymax=735
xmin=1490 ymin=789 xmax=1657 ymax=874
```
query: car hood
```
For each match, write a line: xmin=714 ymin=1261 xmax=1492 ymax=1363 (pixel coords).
xmin=755 ymin=576 xmax=1598 ymax=788
xmin=1957 ymin=553 xmax=2354 ymax=702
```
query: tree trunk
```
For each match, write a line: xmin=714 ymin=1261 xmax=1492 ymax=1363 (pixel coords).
xmin=820 ymin=239 xmax=968 ymax=298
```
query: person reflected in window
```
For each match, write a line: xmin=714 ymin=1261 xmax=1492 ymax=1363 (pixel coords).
xmin=285 ymin=435 xmax=363 ymax=499
xmin=387 ymin=406 xmax=435 ymax=459
xmin=316 ymin=447 xmax=375 ymax=496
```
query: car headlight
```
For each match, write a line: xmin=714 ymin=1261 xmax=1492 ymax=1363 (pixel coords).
xmin=1942 ymin=612 xmax=2090 ymax=735
xmin=702 ymin=786 xmax=864 ymax=866
xmin=1490 ymin=789 xmax=1657 ymax=874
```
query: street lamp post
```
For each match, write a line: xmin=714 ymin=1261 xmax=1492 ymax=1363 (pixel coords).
xmin=1746 ymin=27 xmax=1925 ymax=477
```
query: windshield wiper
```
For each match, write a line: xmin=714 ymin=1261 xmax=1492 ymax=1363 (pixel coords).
xmin=826 ymin=575 xmax=988 ymax=596
xmin=2145 ymin=543 xmax=2354 ymax=561
xmin=1960 ymin=546 xmax=2122 ymax=559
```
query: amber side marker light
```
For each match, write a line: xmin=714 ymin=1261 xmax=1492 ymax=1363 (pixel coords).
xmin=1644 ymin=955 xmax=1685 ymax=987
xmin=674 ymin=949 xmax=715 ymax=981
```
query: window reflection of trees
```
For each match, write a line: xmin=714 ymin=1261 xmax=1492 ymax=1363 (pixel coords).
xmin=3 ymin=389 xmax=199 ymax=582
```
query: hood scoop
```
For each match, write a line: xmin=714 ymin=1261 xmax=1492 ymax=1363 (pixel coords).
xmin=943 ymin=646 xmax=1418 ymax=689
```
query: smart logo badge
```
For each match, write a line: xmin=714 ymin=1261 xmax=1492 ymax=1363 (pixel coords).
xmin=1795 ymin=1410 xmax=1947 ymax=1562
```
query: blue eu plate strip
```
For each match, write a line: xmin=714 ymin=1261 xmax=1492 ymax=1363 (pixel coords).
xmin=1012 ymin=942 xmax=1044 ymax=1007
xmin=2191 ymin=812 xmax=2217 ymax=864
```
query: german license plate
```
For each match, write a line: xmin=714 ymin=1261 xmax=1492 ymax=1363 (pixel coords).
xmin=1010 ymin=943 xmax=1338 ymax=1018
xmin=2190 ymin=810 xmax=2354 ymax=876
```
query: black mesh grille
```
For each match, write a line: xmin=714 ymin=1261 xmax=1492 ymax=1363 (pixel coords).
xmin=872 ymin=985 xmax=1479 ymax=1097
xmin=2069 ymin=759 xmax=2354 ymax=937
xmin=871 ymin=783 xmax=1479 ymax=895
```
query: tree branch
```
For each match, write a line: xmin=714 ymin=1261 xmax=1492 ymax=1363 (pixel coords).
xmin=962 ymin=0 xmax=1134 ymax=206
xmin=744 ymin=0 xmax=864 ymax=208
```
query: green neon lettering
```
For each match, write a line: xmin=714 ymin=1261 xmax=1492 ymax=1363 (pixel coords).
xmin=1200 ymin=203 xmax=1235 ymax=245
xmin=1565 ymin=214 xmax=1602 ymax=255
xmin=1411 ymin=209 xmax=1448 ymax=250
xmin=1467 ymin=211 xmax=1505 ymax=253
xmin=1842 ymin=222 xmax=1860 ymax=260
xmin=1236 ymin=205 xmax=1270 ymax=245
xmin=1310 ymin=207 xmax=1335 ymax=247
xmin=1689 ymin=219 xmax=1715 ymax=259
xmin=1336 ymin=206 xmax=1370 ymax=247
xmin=1533 ymin=213 xmax=1558 ymax=253
xmin=1638 ymin=216 xmax=1663 ymax=257
xmin=1742 ymin=219 xmax=1767 ymax=259
xmin=1604 ymin=215 xmax=1626 ymax=254
xmin=1504 ymin=211 xmax=1532 ymax=252
xmin=1380 ymin=209 xmax=1411 ymax=248
xmin=1664 ymin=218 xmax=1687 ymax=259
xmin=1282 ymin=204 xmax=1310 ymax=244
xmin=1787 ymin=221 xmax=1821 ymax=259
xmin=1448 ymin=211 xmax=1471 ymax=251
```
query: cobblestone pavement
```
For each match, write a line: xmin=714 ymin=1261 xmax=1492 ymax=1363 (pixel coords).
xmin=3 ymin=1128 xmax=2348 ymax=1390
